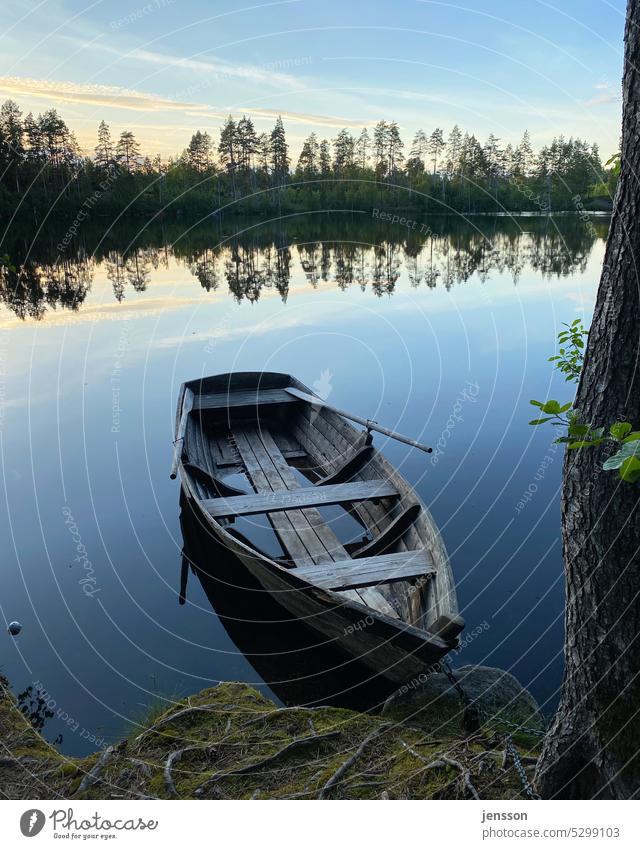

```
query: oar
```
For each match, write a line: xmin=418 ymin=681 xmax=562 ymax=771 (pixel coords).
xmin=285 ymin=386 xmax=433 ymax=454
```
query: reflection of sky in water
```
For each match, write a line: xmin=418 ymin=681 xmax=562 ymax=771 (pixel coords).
xmin=0 ymin=221 xmax=603 ymax=754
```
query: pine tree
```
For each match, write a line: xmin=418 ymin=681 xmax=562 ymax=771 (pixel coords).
xmin=445 ymin=124 xmax=463 ymax=177
xmin=185 ymin=130 xmax=212 ymax=172
xmin=236 ymin=116 xmax=258 ymax=169
xmin=332 ymin=129 xmax=354 ymax=173
xmin=218 ymin=117 xmax=238 ymax=173
xmin=95 ymin=120 xmax=114 ymax=170
xmin=354 ymin=129 xmax=370 ymax=169
xmin=269 ymin=116 xmax=289 ymax=183
xmin=0 ymin=100 xmax=24 ymax=191
xmin=428 ymin=128 xmax=445 ymax=175
xmin=116 ymin=130 xmax=140 ymax=172
xmin=318 ymin=139 xmax=332 ymax=176
xmin=296 ymin=132 xmax=319 ymax=176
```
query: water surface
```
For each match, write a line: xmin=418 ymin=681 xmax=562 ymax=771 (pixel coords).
xmin=0 ymin=213 xmax=607 ymax=753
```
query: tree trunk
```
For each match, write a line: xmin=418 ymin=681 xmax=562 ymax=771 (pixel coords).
xmin=536 ymin=0 xmax=640 ymax=799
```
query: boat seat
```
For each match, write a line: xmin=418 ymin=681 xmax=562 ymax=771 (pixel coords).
xmin=193 ymin=388 xmax=297 ymax=411
xmin=352 ymin=503 xmax=422 ymax=558
xmin=203 ymin=480 xmax=398 ymax=518
xmin=292 ymin=550 xmax=433 ymax=591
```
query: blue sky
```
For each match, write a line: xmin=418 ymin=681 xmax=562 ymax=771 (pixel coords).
xmin=0 ymin=0 xmax=626 ymax=159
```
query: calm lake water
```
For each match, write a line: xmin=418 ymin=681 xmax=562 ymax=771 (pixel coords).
xmin=0 ymin=213 xmax=608 ymax=754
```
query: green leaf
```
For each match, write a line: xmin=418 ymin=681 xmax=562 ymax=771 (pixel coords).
xmin=568 ymin=438 xmax=606 ymax=449
xmin=529 ymin=418 xmax=554 ymax=425
xmin=558 ymin=402 xmax=573 ymax=413
xmin=529 ymin=400 xmax=544 ymax=408
xmin=568 ymin=422 xmax=590 ymax=436
xmin=610 ymin=422 xmax=633 ymax=440
xmin=603 ymin=439 xmax=640 ymax=470
xmin=623 ymin=431 xmax=640 ymax=443
xmin=541 ymin=400 xmax=561 ymax=414
xmin=590 ymin=427 xmax=605 ymax=440
xmin=619 ymin=456 xmax=640 ymax=483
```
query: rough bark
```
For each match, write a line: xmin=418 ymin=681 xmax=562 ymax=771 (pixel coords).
xmin=536 ymin=0 xmax=640 ymax=799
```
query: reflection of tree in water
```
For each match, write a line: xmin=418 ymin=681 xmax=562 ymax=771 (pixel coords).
xmin=226 ymin=244 xmax=265 ymax=303
xmin=188 ymin=248 xmax=219 ymax=292
xmin=105 ymin=248 xmax=152 ymax=300
xmin=0 ymin=256 xmax=91 ymax=320
xmin=0 ymin=217 xmax=604 ymax=318
xmin=371 ymin=242 xmax=402 ymax=296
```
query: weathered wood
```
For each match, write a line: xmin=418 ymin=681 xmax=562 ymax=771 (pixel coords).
xmin=293 ymin=550 xmax=433 ymax=591
xmin=353 ymin=504 xmax=422 ymax=558
xmin=237 ymin=428 xmax=335 ymax=565
xmin=183 ymin=462 xmax=247 ymax=497
xmin=256 ymin=428 xmax=347 ymax=563
xmin=233 ymin=430 xmax=315 ymax=567
xmin=315 ymin=444 xmax=374 ymax=486
xmin=203 ymin=480 xmax=398 ymax=518
xmin=170 ymin=387 xmax=194 ymax=479
xmin=286 ymin=386 xmax=432 ymax=453
xmin=194 ymin=388 xmax=296 ymax=411
xmin=428 ymin=613 xmax=465 ymax=642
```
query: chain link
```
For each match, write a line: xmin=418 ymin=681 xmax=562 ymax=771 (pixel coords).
xmin=437 ymin=658 xmax=545 ymax=799
xmin=504 ymin=735 xmax=541 ymax=800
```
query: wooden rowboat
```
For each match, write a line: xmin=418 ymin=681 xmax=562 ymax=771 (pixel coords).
xmin=172 ymin=371 xmax=463 ymax=685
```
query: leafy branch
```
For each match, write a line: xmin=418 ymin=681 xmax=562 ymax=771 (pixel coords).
xmin=529 ymin=321 xmax=640 ymax=484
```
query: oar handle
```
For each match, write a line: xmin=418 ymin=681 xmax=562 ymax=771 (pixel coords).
xmin=285 ymin=387 xmax=432 ymax=453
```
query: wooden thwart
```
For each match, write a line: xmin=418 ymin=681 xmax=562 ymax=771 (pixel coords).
xmin=203 ymin=479 xmax=398 ymax=518
xmin=293 ymin=550 xmax=433 ymax=591
xmin=194 ymin=388 xmax=296 ymax=411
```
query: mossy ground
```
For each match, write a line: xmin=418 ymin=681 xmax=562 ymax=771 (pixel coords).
xmin=0 ymin=677 xmax=541 ymax=800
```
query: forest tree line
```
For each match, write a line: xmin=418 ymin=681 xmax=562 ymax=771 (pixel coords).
xmin=0 ymin=99 xmax=617 ymax=229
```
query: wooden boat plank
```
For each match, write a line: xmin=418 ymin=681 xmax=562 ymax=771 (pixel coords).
xmin=203 ymin=480 xmax=399 ymax=518
xmin=256 ymin=428 xmax=348 ymax=563
xmin=232 ymin=430 xmax=316 ymax=568
xmin=194 ymin=388 xmax=297 ymax=411
xmin=253 ymin=429 xmax=400 ymax=618
xmin=235 ymin=429 xmax=336 ymax=566
xmin=237 ymin=428 xmax=336 ymax=565
xmin=293 ymin=550 xmax=433 ymax=591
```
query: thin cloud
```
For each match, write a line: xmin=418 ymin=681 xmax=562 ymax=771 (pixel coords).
xmin=585 ymin=93 xmax=620 ymax=107
xmin=0 ymin=76 xmax=368 ymax=130
xmin=0 ymin=76 xmax=206 ymax=113
xmin=107 ymin=45 xmax=307 ymax=90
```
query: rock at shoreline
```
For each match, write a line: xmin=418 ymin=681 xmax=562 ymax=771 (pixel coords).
xmin=382 ymin=665 xmax=545 ymax=737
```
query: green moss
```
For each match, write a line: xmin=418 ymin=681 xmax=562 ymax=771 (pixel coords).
xmin=1 ymin=677 xmax=539 ymax=800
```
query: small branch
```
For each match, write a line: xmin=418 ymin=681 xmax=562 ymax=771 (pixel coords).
xmin=318 ymin=724 xmax=390 ymax=799
xmin=74 ymin=746 xmax=116 ymax=796
xmin=197 ymin=730 xmax=339 ymax=794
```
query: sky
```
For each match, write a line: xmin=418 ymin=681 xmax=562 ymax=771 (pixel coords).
xmin=0 ymin=0 xmax=626 ymax=160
